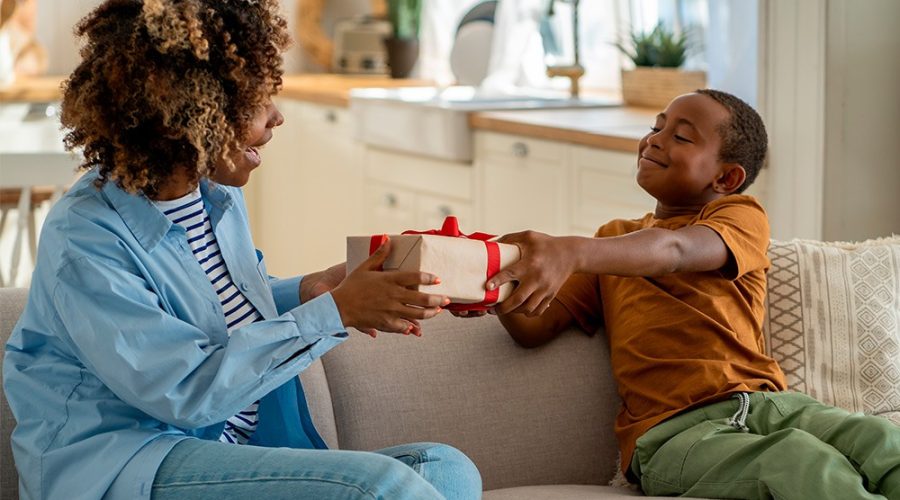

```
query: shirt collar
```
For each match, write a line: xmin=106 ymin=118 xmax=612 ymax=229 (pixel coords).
xmin=99 ymin=171 xmax=235 ymax=252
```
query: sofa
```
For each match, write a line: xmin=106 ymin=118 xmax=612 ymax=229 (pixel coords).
xmin=2 ymin=237 xmax=898 ymax=499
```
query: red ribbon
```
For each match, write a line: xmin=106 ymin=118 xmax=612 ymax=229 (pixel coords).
xmin=368 ymin=216 xmax=502 ymax=311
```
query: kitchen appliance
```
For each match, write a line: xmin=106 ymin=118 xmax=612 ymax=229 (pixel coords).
xmin=450 ymin=1 xmax=497 ymax=86
xmin=332 ymin=17 xmax=392 ymax=75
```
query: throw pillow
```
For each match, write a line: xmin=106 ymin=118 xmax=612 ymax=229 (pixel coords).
xmin=764 ymin=236 xmax=900 ymax=418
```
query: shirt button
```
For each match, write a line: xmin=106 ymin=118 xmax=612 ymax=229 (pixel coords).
xmin=240 ymin=282 xmax=250 ymax=292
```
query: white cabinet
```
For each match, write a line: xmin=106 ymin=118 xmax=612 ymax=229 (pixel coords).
xmin=362 ymin=146 xmax=475 ymax=234
xmin=475 ymin=132 xmax=568 ymax=236
xmin=568 ymin=145 xmax=655 ymax=236
xmin=245 ymin=99 xmax=362 ymax=276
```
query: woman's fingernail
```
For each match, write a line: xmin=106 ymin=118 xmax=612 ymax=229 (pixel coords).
xmin=433 ymin=276 xmax=442 ymax=284
xmin=486 ymin=282 xmax=496 ymax=290
xmin=436 ymin=307 xmax=443 ymax=313
xmin=442 ymin=297 xmax=451 ymax=305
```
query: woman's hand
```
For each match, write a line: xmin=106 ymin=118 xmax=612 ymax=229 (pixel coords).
xmin=330 ymin=237 xmax=450 ymax=337
xmin=486 ymin=231 xmax=577 ymax=317
xmin=300 ymin=262 xmax=346 ymax=303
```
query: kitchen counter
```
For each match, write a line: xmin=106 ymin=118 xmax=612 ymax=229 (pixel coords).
xmin=0 ymin=76 xmax=66 ymax=103
xmin=1 ymin=74 xmax=431 ymax=107
xmin=469 ymin=107 xmax=658 ymax=153
xmin=4 ymin=75 xmax=656 ymax=153
xmin=278 ymin=74 xmax=432 ymax=107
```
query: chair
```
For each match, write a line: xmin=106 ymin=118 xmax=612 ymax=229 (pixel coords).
xmin=0 ymin=106 xmax=80 ymax=287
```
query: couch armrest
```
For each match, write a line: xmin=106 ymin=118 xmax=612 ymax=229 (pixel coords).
xmin=319 ymin=313 xmax=621 ymax=490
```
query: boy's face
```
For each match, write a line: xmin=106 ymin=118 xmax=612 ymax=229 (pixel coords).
xmin=636 ymin=93 xmax=735 ymax=209
xmin=211 ymin=101 xmax=284 ymax=188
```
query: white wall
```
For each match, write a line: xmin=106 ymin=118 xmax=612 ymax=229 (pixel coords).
xmin=822 ymin=0 xmax=900 ymax=241
xmin=760 ymin=0 xmax=900 ymax=241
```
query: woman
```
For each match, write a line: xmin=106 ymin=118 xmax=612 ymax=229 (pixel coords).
xmin=2 ymin=1 xmax=482 ymax=499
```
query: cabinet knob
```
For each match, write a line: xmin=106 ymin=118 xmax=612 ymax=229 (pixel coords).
xmin=384 ymin=193 xmax=398 ymax=207
xmin=511 ymin=142 xmax=529 ymax=158
xmin=325 ymin=110 xmax=338 ymax=123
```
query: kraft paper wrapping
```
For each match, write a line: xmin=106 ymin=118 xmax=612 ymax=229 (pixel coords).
xmin=346 ymin=234 xmax=521 ymax=305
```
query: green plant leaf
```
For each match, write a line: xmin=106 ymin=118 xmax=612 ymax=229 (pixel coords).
xmin=387 ymin=0 xmax=421 ymax=40
xmin=614 ymin=22 xmax=697 ymax=68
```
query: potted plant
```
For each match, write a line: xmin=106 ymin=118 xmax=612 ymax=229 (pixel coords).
xmin=384 ymin=0 xmax=421 ymax=79
xmin=616 ymin=23 xmax=706 ymax=108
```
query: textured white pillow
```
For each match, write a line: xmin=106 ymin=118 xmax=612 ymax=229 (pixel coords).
xmin=764 ymin=236 xmax=900 ymax=420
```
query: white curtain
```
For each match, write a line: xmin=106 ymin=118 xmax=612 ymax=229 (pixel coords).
xmin=417 ymin=0 xmax=482 ymax=86
xmin=480 ymin=0 xmax=550 ymax=94
xmin=482 ymin=0 xmax=624 ymax=94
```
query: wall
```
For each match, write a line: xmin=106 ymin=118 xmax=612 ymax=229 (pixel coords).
xmin=823 ymin=0 xmax=900 ymax=241
xmin=760 ymin=0 xmax=900 ymax=241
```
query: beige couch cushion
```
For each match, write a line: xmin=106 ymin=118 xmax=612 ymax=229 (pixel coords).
xmin=321 ymin=313 xmax=621 ymax=491
xmin=765 ymin=237 xmax=900 ymax=418
xmin=483 ymin=484 xmax=651 ymax=499
xmin=1 ymin=288 xmax=28 ymax=500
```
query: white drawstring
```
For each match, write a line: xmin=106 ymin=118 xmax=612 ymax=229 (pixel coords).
xmin=728 ymin=393 xmax=751 ymax=432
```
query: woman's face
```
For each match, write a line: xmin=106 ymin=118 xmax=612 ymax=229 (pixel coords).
xmin=211 ymin=101 xmax=284 ymax=188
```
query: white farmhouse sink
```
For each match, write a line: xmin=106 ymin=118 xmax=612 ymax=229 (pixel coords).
xmin=350 ymin=86 xmax=620 ymax=162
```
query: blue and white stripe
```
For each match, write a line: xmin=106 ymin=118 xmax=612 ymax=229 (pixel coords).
xmin=155 ymin=189 xmax=261 ymax=445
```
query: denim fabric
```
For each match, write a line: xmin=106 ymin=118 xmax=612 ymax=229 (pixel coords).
xmin=151 ymin=439 xmax=483 ymax=500
xmin=4 ymin=170 xmax=348 ymax=499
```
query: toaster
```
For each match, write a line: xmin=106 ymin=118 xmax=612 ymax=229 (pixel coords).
xmin=332 ymin=17 xmax=392 ymax=75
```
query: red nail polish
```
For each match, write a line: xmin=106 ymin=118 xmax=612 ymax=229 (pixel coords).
xmin=434 ymin=277 xmax=442 ymax=285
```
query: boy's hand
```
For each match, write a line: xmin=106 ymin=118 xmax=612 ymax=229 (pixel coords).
xmin=487 ymin=231 xmax=576 ymax=316
xmin=330 ymin=237 xmax=450 ymax=337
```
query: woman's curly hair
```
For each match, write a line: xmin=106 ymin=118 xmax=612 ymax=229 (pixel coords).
xmin=60 ymin=0 xmax=290 ymax=197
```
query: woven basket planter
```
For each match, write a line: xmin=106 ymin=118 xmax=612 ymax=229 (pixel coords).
xmin=621 ymin=68 xmax=707 ymax=109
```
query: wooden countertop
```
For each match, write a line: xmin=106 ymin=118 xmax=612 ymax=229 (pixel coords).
xmin=278 ymin=74 xmax=431 ymax=107
xmin=1 ymin=74 xmax=430 ymax=107
xmin=469 ymin=107 xmax=659 ymax=153
xmin=4 ymin=75 xmax=655 ymax=153
xmin=0 ymin=76 xmax=66 ymax=103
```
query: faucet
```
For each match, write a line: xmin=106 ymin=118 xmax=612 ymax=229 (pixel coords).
xmin=545 ymin=0 xmax=584 ymax=98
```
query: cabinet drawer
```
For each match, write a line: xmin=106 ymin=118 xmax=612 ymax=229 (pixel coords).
xmin=570 ymin=145 xmax=655 ymax=228
xmin=416 ymin=194 xmax=474 ymax=231
xmin=477 ymin=131 xmax=565 ymax=164
xmin=365 ymin=147 xmax=473 ymax=200
xmin=364 ymin=182 xmax=418 ymax=234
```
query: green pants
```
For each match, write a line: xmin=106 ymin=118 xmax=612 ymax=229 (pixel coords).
xmin=630 ymin=392 xmax=900 ymax=499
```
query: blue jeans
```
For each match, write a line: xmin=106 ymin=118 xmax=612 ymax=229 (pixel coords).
xmin=151 ymin=438 xmax=482 ymax=499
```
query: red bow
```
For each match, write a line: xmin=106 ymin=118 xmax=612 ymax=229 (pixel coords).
xmin=369 ymin=217 xmax=501 ymax=312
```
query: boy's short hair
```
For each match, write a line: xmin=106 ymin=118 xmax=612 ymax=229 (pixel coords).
xmin=60 ymin=0 xmax=290 ymax=197
xmin=695 ymin=89 xmax=768 ymax=193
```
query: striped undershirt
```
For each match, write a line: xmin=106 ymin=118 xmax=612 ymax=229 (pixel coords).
xmin=154 ymin=189 xmax=262 ymax=445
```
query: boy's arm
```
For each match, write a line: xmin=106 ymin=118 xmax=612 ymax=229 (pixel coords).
xmin=490 ymin=225 xmax=730 ymax=315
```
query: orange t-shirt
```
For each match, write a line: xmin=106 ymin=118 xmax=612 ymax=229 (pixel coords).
xmin=555 ymin=194 xmax=787 ymax=474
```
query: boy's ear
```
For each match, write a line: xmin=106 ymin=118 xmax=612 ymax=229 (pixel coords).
xmin=713 ymin=163 xmax=746 ymax=194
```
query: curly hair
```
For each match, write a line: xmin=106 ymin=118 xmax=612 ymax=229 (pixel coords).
xmin=695 ymin=89 xmax=768 ymax=193
xmin=60 ymin=0 xmax=290 ymax=197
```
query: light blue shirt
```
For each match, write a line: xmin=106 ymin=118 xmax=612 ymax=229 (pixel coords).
xmin=3 ymin=170 xmax=348 ymax=500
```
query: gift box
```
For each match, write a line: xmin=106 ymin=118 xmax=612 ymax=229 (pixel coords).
xmin=346 ymin=217 xmax=521 ymax=310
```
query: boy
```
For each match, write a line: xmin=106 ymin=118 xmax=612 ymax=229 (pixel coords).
xmin=481 ymin=90 xmax=900 ymax=499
